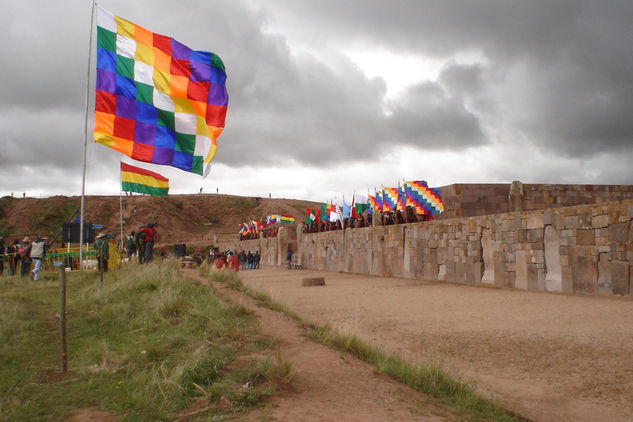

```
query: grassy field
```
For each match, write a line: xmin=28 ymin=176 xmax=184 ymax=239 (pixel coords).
xmin=0 ymin=261 xmax=293 ymax=421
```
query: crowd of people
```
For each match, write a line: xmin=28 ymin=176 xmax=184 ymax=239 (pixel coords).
xmin=1 ymin=235 xmax=47 ymax=280
xmin=210 ymin=249 xmax=260 ymax=271
xmin=120 ymin=222 xmax=159 ymax=270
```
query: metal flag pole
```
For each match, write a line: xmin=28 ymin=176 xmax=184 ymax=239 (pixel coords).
xmin=119 ymin=162 xmax=124 ymax=264
xmin=80 ymin=0 xmax=97 ymax=271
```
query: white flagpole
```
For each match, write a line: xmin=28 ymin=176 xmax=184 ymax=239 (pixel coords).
xmin=119 ymin=162 xmax=124 ymax=262
xmin=80 ymin=0 xmax=97 ymax=271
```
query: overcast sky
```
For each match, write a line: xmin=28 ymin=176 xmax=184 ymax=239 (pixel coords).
xmin=1 ymin=0 xmax=632 ymax=202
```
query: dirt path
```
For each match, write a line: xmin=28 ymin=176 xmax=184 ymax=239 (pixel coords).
xmin=234 ymin=266 xmax=633 ymax=422
xmin=185 ymin=269 xmax=460 ymax=421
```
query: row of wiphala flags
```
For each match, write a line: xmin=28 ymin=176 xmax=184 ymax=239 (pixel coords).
xmin=238 ymin=181 xmax=443 ymax=235
xmin=92 ymin=7 xmax=229 ymax=195
xmin=305 ymin=181 xmax=444 ymax=225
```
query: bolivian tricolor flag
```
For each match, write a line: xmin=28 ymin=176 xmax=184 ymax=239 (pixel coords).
xmin=121 ymin=162 xmax=169 ymax=196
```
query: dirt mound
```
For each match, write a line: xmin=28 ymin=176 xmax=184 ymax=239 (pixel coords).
xmin=0 ymin=194 xmax=317 ymax=248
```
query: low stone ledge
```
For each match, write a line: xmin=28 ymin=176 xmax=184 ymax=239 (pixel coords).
xmin=302 ymin=277 xmax=325 ymax=287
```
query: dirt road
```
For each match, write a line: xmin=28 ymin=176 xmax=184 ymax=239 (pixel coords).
xmin=237 ymin=267 xmax=633 ymax=422
xmin=186 ymin=269 xmax=460 ymax=421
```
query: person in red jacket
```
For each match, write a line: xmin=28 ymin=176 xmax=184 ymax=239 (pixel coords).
xmin=227 ymin=252 xmax=239 ymax=272
xmin=140 ymin=223 xmax=158 ymax=263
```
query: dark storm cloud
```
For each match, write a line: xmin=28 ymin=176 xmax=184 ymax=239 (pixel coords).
xmin=387 ymin=81 xmax=485 ymax=148
xmin=220 ymin=51 xmax=390 ymax=165
xmin=268 ymin=0 xmax=633 ymax=158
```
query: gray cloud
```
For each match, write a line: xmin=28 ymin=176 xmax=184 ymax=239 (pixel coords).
xmin=387 ymin=80 xmax=485 ymax=148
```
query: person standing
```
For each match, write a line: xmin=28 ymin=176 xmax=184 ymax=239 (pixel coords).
xmin=227 ymin=252 xmax=239 ymax=271
xmin=140 ymin=223 xmax=158 ymax=263
xmin=93 ymin=233 xmax=109 ymax=272
xmin=247 ymin=251 xmax=253 ymax=269
xmin=135 ymin=228 xmax=146 ymax=264
xmin=30 ymin=236 xmax=45 ymax=281
xmin=239 ymin=250 xmax=247 ymax=270
xmin=126 ymin=231 xmax=137 ymax=260
xmin=286 ymin=247 xmax=293 ymax=269
xmin=254 ymin=250 xmax=260 ymax=269
xmin=0 ymin=236 xmax=4 ymax=275
xmin=5 ymin=240 xmax=18 ymax=276
xmin=18 ymin=237 xmax=32 ymax=277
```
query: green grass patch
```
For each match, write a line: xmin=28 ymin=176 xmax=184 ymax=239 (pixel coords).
xmin=0 ymin=261 xmax=294 ymax=421
xmin=215 ymin=273 xmax=527 ymax=422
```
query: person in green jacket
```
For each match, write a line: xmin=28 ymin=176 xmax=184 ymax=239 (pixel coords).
xmin=93 ymin=233 xmax=109 ymax=272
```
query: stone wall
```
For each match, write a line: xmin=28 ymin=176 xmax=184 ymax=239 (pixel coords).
xmin=217 ymin=225 xmax=293 ymax=267
xmin=295 ymin=199 xmax=633 ymax=296
xmin=437 ymin=183 xmax=633 ymax=219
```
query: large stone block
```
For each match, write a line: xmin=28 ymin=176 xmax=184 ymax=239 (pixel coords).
xmin=571 ymin=253 xmax=598 ymax=294
xmin=481 ymin=229 xmax=494 ymax=285
xmin=423 ymin=248 xmax=438 ymax=280
xmin=611 ymin=261 xmax=630 ymax=296
xmin=516 ymin=250 xmax=540 ymax=291
xmin=444 ymin=261 xmax=455 ymax=282
xmin=598 ymin=253 xmax=612 ymax=295
xmin=564 ymin=215 xmax=579 ymax=229
xmin=608 ymin=222 xmax=629 ymax=242
xmin=455 ymin=262 xmax=468 ymax=283
xmin=527 ymin=228 xmax=543 ymax=243
xmin=526 ymin=213 xmax=544 ymax=229
xmin=467 ymin=261 xmax=483 ymax=284
xmin=576 ymin=229 xmax=595 ymax=246
xmin=492 ymin=251 xmax=509 ymax=287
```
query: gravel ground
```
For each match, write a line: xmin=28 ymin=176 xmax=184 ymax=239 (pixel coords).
xmin=239 ymin=266 xmax=633 ymax=422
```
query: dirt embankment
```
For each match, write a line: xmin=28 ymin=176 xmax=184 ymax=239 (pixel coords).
xmin=0 ymin=194 xmax=317 ymax=247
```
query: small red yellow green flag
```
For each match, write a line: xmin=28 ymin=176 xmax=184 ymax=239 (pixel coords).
xmin=121 ymin=162 xmax=169 ymax=196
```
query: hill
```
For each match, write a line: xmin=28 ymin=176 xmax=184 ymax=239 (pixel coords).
xmin=0 ymin=194 xmax=318 ymax=247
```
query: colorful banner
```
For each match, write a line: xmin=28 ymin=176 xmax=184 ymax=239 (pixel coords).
xmin=94 ymin=8 xmax=228 ymax=176
xmin=404 ymin=181 xmax=444 ymax=215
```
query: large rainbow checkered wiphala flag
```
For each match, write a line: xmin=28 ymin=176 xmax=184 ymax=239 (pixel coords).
xmin=93 ymin=8 xmax=228 ymax=177
xmin=404 ymin=181 xmax=444 ymax=215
